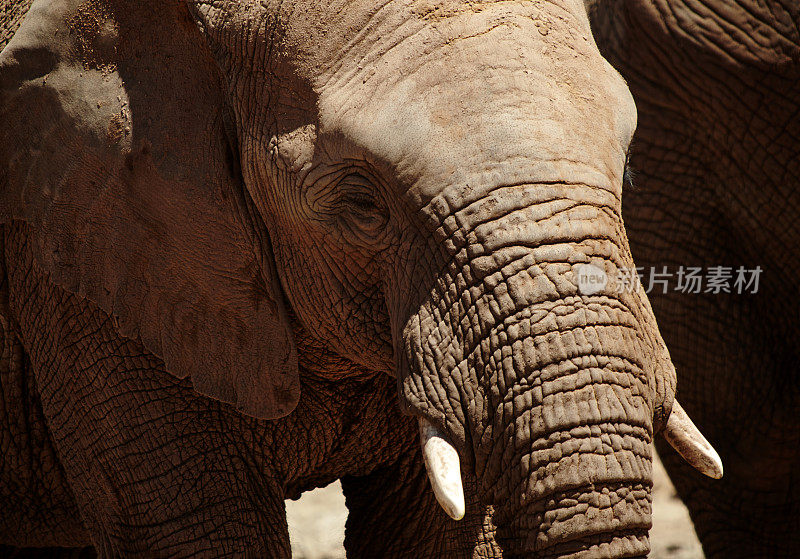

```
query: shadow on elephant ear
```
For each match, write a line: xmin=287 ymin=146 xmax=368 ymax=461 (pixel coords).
xmin=0 ymin=545 xmax=96 ymax=558
xmin=0 ymin=0 xmax=300 ymax=419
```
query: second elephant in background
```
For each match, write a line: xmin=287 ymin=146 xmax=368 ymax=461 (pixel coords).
xmin=590 ymin=1 xmax=800 ymax=556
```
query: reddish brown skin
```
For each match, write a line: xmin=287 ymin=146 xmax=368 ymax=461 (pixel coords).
xmin=590 ymin=1 xmax=800 ymax=556
xmin=0 ymin=0 xmax=682 ymax=557
xmin=1 ymin=222 xmax=497 ymax=557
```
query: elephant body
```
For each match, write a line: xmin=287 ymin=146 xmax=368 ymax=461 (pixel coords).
xmin=1 ymin=222 xmax=495 ymax=557
xmin=0 ymin=0 xmax=720 ymax=557
xmin=589 ymin=1 xmax=800 ymax=556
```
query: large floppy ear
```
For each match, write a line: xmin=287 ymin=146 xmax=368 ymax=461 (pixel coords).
xmin=0 ymin=0 xmax=299 ymax=418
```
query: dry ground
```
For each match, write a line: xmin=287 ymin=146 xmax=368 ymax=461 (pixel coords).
xmin=286 ymin=452 xmax=704 ymax=558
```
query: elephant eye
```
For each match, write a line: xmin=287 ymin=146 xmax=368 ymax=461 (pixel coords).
xmin=337 ymin=173 xmax=387 ymax=224
xmin=341 ymin=190 xmax=379 ymax=212
xmin=306 ymin=170 xmax=389 ymax=235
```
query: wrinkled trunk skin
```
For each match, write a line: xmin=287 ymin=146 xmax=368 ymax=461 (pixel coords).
xmin=401 ymin=181 xmax=669 ymax=557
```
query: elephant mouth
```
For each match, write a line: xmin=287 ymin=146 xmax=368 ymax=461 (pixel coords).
xmin=496 ymin=480 xmax=652 ymax=558
xmin=416 ymin=403 xmax=721 ymax=523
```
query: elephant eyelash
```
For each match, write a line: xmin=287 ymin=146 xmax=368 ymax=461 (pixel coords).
xmin=623 ymin=163 xmax=636 ymax=189
xmin=336 ymin=173 xmax=384 ymax=214
xmin=623 ymin=150 xmax=636 ymax=190
xmin=307 ymin=171 xmax=390 ymax=235
xmin=340 ymin=191 xmax=380 ymax=211
xmin=307 ymin=171 xmax=383 ymax=215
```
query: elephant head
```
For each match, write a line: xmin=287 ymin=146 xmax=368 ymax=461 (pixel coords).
xmin=0 ymin=0 xmax=720 ymax=555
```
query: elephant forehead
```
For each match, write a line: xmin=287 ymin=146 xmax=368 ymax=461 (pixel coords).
xmin=317 ymin=59 xmax=632 ymax=205
xmin=311 ymin=2 xmax=634 ymax=197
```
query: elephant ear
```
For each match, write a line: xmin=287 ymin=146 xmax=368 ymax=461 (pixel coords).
xmin=0 ymin=0 xmax=299 ymax=418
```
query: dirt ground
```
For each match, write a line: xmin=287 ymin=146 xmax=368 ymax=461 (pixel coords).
xmin=286 ymin=452 xmax=704 ymax=558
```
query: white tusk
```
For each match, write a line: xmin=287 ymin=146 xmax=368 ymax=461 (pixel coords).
xmin=418 ymin=417 xmax=466 ymax=520
xmin=663 ymin=400 xmax=723 ymax=479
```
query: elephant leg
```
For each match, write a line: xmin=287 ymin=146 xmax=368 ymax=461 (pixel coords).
xmin=4 ymin=227 xmax=291 ymax=558
xmin=646 ymin=265 xmax=799 ymax=557
xmin=657 ymin=432 xmax=800 ymax=557
xmin=342 ymin=427 xmax=500 ymax=559
xmin=0 ymin=229 xmax=88 ymax=548
xmin=652 ymin=350 xmax=800 ymax=557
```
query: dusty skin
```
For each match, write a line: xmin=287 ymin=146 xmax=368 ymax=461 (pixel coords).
xmin=1 ymin=0 xmax=732 ymax=557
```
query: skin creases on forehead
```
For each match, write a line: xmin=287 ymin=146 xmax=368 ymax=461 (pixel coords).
xmin=301 ymin=3 xmax=635 ymax=201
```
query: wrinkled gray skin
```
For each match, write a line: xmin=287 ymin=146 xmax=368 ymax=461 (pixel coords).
xmin=590 ymin=0 xmax=799 ymax=556
xmin=0 ymin=0 xmax=681 ymax=557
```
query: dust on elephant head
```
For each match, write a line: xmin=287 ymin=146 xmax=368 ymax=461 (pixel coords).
xmin=0 ymin=0 xmax=720 ymax=555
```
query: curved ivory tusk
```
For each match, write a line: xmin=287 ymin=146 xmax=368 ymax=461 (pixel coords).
xmin=663 ymin=400 xmax=723 ymax=479
xmin=418 ymin=417 xmax=465 ymax=520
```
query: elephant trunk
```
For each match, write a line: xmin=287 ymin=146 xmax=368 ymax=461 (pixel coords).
xmin=483 ymin=368 xmax=654 ymax=556
xmin=400 ymin=181 xmax=662 ymax=556
xmin=465 ymin=311 xmax=654 ymax=558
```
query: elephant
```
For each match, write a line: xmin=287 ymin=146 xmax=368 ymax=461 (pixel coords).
xmin=588 ymin=1 xmax=800 ymax=556
xmin=0 ymin=0 xmax=721 ymax=557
